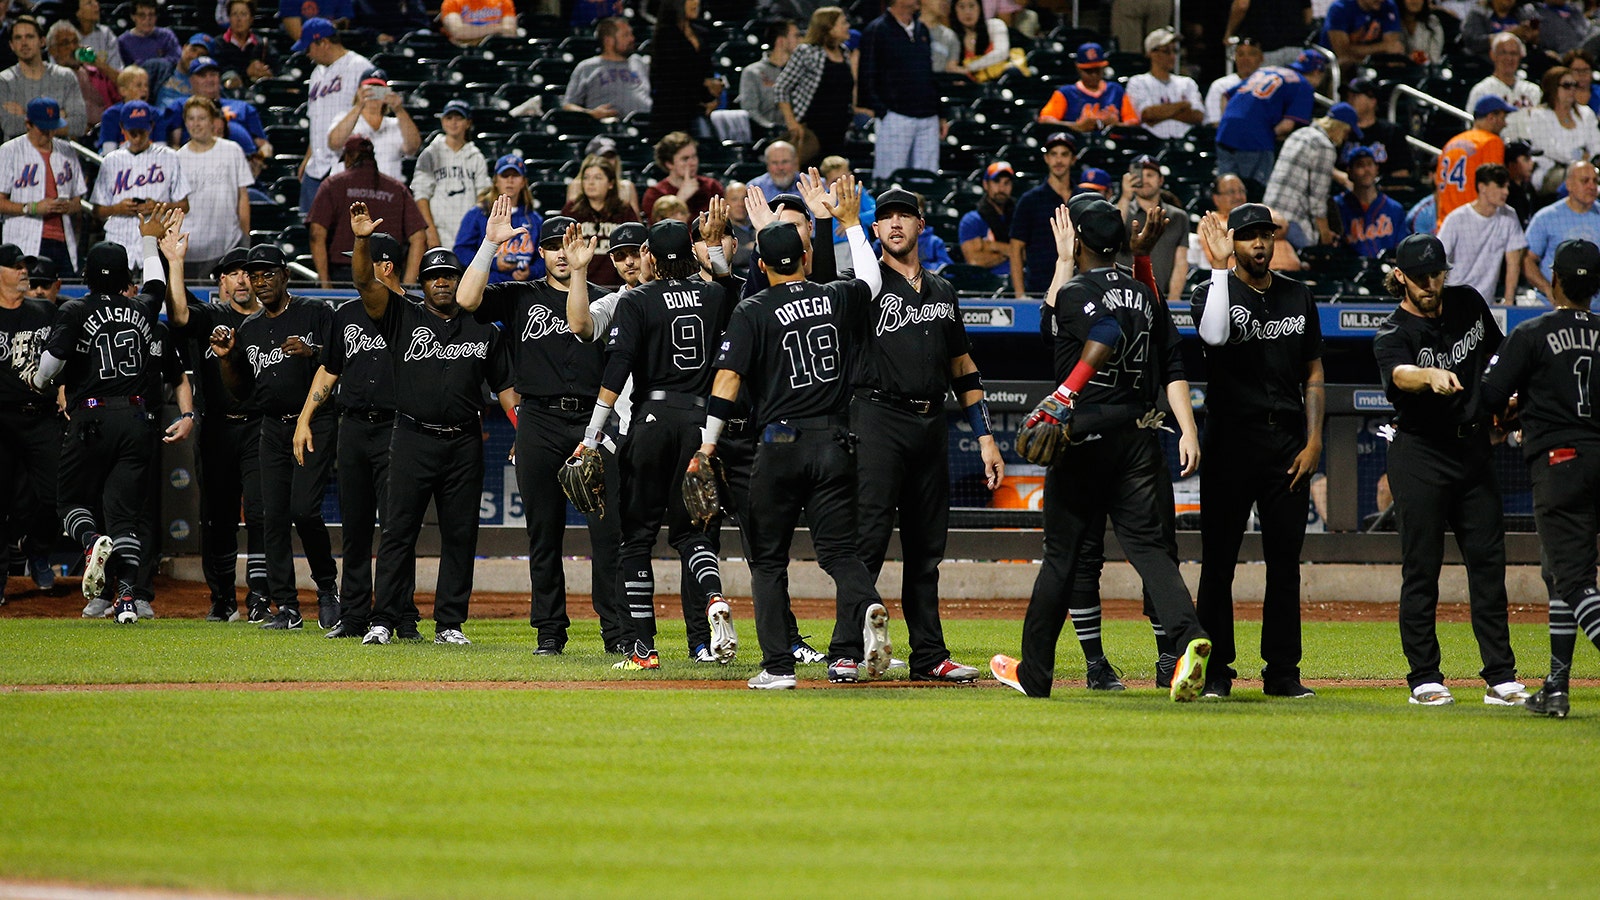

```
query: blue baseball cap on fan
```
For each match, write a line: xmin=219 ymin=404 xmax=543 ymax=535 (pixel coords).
xmin=291 ymin=17 xmax=336 ymax=53
xmin=1473 ymin=94 xmax=1517 ymax=117
xmin=26 ymin=97 xmax=63 ymax=130
xmin=494 ymin=154 xmax=526 ymax=176
xmin=120 ymin=100 xmax=154 ymax=132
xmin=1327 ymin=102 xmax=1363 ymax=138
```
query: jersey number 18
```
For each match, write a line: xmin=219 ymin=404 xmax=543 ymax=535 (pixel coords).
xmin=781 ymin=324 xmax=839 ymax=389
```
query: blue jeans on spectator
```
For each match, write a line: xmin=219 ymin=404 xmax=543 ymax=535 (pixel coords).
xmin=1216 ymin=146 xmax=1276 ymax=187
xmin=299 ymin=172 xmax=323 ymax=217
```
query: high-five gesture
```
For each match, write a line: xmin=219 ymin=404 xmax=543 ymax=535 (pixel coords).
xmin=1198 ymin=211 xmax=1233 ymax=270
xmin=823 ymin=171 xmax=861 ymax=228
xmin=796 ymin=167 xmax=837 ymax=221
xmin=1128 ymin=205 xmax=1167 ymax=257
xmin=563 ymin=221 xmax=596 ymax=272
xmin=159 ymin=227 xmax=188 ymax=262
xmin=486 ymin=193 xmax=528 ymax=246
xmin=137 ymin=203 xmax=171 ymax=238
xmin=1049 ymin=203 xmax=1075 ymax=259
xmin=744 ymin=183 xmax=775 ymax=230
xmin=350 ymin=201 xmax=383 ymax=238
xmin=702 ymin=194 xmax=729 ymax=245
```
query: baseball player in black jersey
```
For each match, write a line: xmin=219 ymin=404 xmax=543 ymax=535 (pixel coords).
xmin=458 ymin=198 xmax=624 ymax=654
xmin=345 ymin=204 xmax=513 ymax=645
xmin=32 ymin=215 xmax=170 ymax=623
xmin=700 ymin=180 xmax=894 ymax=689
xmin=1482 ymin=239 xmax=1600 ymax=717
xmin=125 ymin=317 xmax=196 ymax=620
xmin=845 ymin=187 xmax=1000 ymax=683
xmin=1374 ymin=233 xmax=1524 ymax=707
xmin=1191 ymin=204 xmax=1324 ymax=699
xmin=991 ymin=199 xmax=1213 ymax=702
xmin=292 ymin=231 xmax=423 ymax=639
xmin=158 ymin=242 xmax=271 ymax=622
xmin=211 ymin=244 xmax=339 ymax=631
xmin=0 ymin=242 xmax=61 ymax=606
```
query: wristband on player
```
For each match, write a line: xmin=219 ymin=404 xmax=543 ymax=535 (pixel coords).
xmin=705 ymin=244 xmax=730 ymax=276
xmin=701 ymin=415 xmax=726 ymax=446
xmin=582 ymin=399 xmax=613 ymax=449
xmin=471 ymin=239 xmax=497 ymax=274
xmin=964 ymin=399 xmax=992 ymax=437
xmin=505 ymin=404 xmax=518 ymax=429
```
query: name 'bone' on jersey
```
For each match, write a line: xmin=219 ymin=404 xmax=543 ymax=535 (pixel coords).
xmin=601 ymin=277 xmax=730 ymax=400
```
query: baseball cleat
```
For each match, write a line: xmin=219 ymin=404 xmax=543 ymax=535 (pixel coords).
xmin=81 ymin=595 xmax=112 ymax=618
xmin=362 ymin=625 xmax=392 ymax=645
xmin=707 ymin=597 xmax=737 ymax=664
xmin=324 ymin=620 xmax=366 ymax=638
xmin=113 ymin=594 xmax=137 ymax=624
xmin=826 ymin=658 xmax=859 ymax=683
xmin=912 ymin=658 xmax=980 ymax=683
xmin=245 ymin=592 xmax=272 ymax=623
xmin=1408 ymin=683 xmax=1454 ymax=706
xmin=396 ymin=622 xmax=424 ymax=641
xmin=260 ymin=609 xmax=303 ymax=630
xmin=1263 ymin=679 xmax=1315 ymax=698
xmin=434 ymin=629 xmax=471 ymax=645
xmin=81 ymin=535 xmax=112 ymax=602
xmin=1170 ymin=638 xmax=1211 ymax=702
xmin=989 ymin=654 xmax=1027 ymax=695
xmin=748 ymin=669 xmax=797 ymax=690
xmin=862 ymin=603 xmax=893 ymax=678
xmin=532 ymin=637 xmax=564 ymax=655
xmin=1085 ymin=657 xmax=1126 ymax=691
xmin=205 ymin=599 xmax=239 ymax=622
xmin=691 ymin=643 xmax=718 ymax=663
xmin=791 ymin=639 xmax=826 ymax=664
xmin=1155 ymin=652 xmax=1178 ymax=689
xmin=316 ymin=587 xmax=340 ymax=630
xmin=134 ymin=599 xmax=155 ymax=620
xmin=1485 ymin=681 xmax=1531 ymax=706
xmin=29 ymin=555 xmax=54 ymax=591
xmin=1525 ymin=683 xmax=1569 ymax=718
xmin=612 ymin=642 xmax=660 ymax=670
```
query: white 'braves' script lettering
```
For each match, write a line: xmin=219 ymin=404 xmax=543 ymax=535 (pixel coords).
xmin=875 ymin=292 xmax=956 ymax=337
xmin=344 ymin=323 xmax=387 ymax=357
xmin=1416 ymin=318 xmax=1485 ymax=370
xmin=404 ymin=327 xmax=488 ymax=362
xmin=1228 ymin=305 xmax=1307 ymax=344
xmin=522 ymin=305 xmax=571 ymax=341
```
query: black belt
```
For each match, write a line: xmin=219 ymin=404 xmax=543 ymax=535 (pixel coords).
xmin=77 ymin=395 xmax=144 ymax=410
xmin=1401 ymin=422 xmax=1483 ymax=440
xmin=643 ymin=390 xmax=706 ymax=408
xmin=342 ymin=407 xmax=396 ymax=423
xmin=782 ymin=414 xmax=848 ymax=431
xmin=857 ymin=388 xmax=943 ymax=416
xmin=1218 ymin=410 xmax=1305 ymax=428
xmin=6 ymin=403 xmax=56 ymax=417
xmin=527 ymin=395 xmax=595 ymax=412
xmin=223 ymin=412 xmax=258 ymax=422
xmin=398 ymin=413 xmax=478 ymax=437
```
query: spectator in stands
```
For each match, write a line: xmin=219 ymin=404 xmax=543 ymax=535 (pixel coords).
xmin=951 ymin=0 xmax=1016 ymax=82
xmin=817 ymin=153 xmax=872 ymax=242
xmin=1408 ymin=184 xmax=1439 ymax=233
xmin=1524 ymin=160 xmax=1600 ymax=299
xmin=640 ymin=131 xmax=725 ymax=224
xmin=212 ymin=0 xmax=274 ymax=84
xmin=776 ymin=6 xmax=854 ymax=166
xmin=279 ymin=0 xmax=351 ymax=44
xmin=1077 ymin=167 xmax=1113 ymax=196
xmin=651 ymin=194 xmax=692 ymax=223
xmin=151 ymin=35 xmax=210 ymax=107
xmin=1112 ymin=0 xmax=1173 ymax=59
xmin=176 ymin=96 xmax=252 ymax=278
xmin=453 ymin=155 xmax=543 ymax=283
xmin=1008 ymin=131 xmax=1075 ymax=298
xmin=1122 ymin=27 xmax=1203 ymax=140
xmin=98 ymin=64 xmax=151 ymax=152
xmin=1188 ymin=173 xmax=1247 ymax=269
xmin=1204 ymin=36 xmax=1262 ymax=126
xmin=1265 ymin=104 xmax=1362 ymax=248
xmin=1437 ymin=95 xmax=1513 ymax=225
xmin=1215 ymin=50 xmax=1326 ymax=187
xmin=1399 ymin=0 xmax=1449 ymax=64
xmin=563 ymin=17 xmax=651 ymax=121
xmin=326 ymin=72 xmax=421 ymax=181
xmin=561 ymin=154 xmax=640 ymax=287
xmin=298 ymin=18 xmax=371 ymax=215
xmin=1462 ymin=0 xmax=1539 ymax=55
xmin=167 ymin=57 xmax=271 ymax=166
xmin=860 ymin=0 xmax=942 ymax=181
xmin=740 ymin=19 xmax=797 ymax=131
xmin=440 ymin=0 xmax=517 ymax=46
xmin=724 ymin=181 xmax=754 ymax=267
xmin=411 ymin=99 xmax=489 ymax=251
xmin=1536 ymin=0 xmax=1592 ymax=54
xmin=91 ymin=101 xmax=190 ymax=266
xmin=1225 ymin=0 xmax=1313 ymax=67
xmin=0 ymin=97 xmax=87 ymax=275
xmin=1322 ymin=0 xmax=1405 ymax=68
xmin=0 ymin=17 xmax=86 ymax=140
xmin=70 ymin=0 xmax=122 ymax=74
xmin=117 ymin=0 xmax=178 ymax=68
xmin=1333 ymin=144 xmax=1409 ymax=259
xmin=1563 ymin=48 xmax=1600 ymax=114
xmin=1038 ymin=42 xmax=1129 ymax=132
xmin=1117 ymin=154 xmax=1189 ymax=302
xmin=1438 ymin=162 xmax=1527 ymax=303
xmin=309 ymin=134 xmax=426 ymax=286
xmin=26 ymin=255 xmax=58 ymax=302
xmin=563 ymin=135 xmax=640 ymax=210
xmin=958 ymin=160 xmax=1013 ymax=278
xmin=747 ymin=140 xmax=799 ymax=197
xmin=648 ymin=0 xmax=723 ymax=140
xmin=1343 ymin=78 xmax=1415 ymax=180
xmin=1505 ymin=138 xmax=1537 ymax=223
xmin=1504 ymin=65 xmax=1600 ymax=192
xmin=47 ymin=20 xmax=116 ymax=130
xmin=1468 ymin=33 xmax=1544 ymax=112
xmin=919 ymin=0 xmax=962 ymax=75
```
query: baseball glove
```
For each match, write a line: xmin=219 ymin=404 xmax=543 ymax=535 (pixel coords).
xmin=558 ymin=447 xmax=606 ymax=517
xmin=1016 ymin=393 xmax=1074 ymax=466
xmin=682 ymin=450 xmax=722 ymax=530
xmin=10 ymin=329 xmax=45 ymax=392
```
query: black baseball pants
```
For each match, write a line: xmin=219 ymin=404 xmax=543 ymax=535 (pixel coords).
xmin=1529 ymin=443 xmax=1600 ymax=675
xmin=132 ymin=403 xmax=167 ymax=604
xmin=198 ymin=414 xmax=266 ymax=603
xmin=371 ymin=421 xmax=483 ymax=631
xmin=335 ymin=413 xmax=406 ymax=629
xmin=743 ymin=422 xmax=881 ymax=677
xmin=1387 ymin=430 xmax=1516 ymax=688
xmin=516 ymin=403 xmax=623 ymax=650
xmin=850 ymin=396 xmax=953 ymax=674
xmin=0 ymin=407 xmax=62 ymax=573
xmin=58 ymin=404 xmax=155 ymax=590
xmin=1018 ymin=428 xmax=1205 ymax=697
xmin=260 ymin=412 xmax=338 ymax=613
xmin=1195 ymin=416 xmax=1310 ymax=683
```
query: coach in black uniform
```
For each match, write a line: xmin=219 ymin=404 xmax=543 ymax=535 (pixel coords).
xmin=700 ymin=181 xmax=893 ymax=689
xmin=0 ymin=242 xmax=60 ymax=606
xmin=848 ymin=187 xmax=1000 ymax=683
xmin=1191 ymin=204 xmax=1324 ymax=699
xmin=1374 ymin=233 xmax=1523 ymax=707
xmin=213 ymin=245 xmax=338 ymax=631
xmin=1483 ymin=239 xmax=1600 ymax=717
xmin=33 ymin=220 xmax=170 ymax=623
xmin=458 ymin=198 xmax=624 ymax=654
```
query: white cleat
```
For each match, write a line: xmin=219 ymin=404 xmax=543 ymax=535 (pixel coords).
xmin=707 ymin=597 xmax=737 ymax=664
xmin=862 ymin=602 xmax=893 ymax=679
xmin=82 ymin=535 xmax=113 ymax=602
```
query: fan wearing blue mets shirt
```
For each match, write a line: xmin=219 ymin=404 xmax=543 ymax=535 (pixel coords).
xmin=1333 ymin=144 xmax=1409 ymax=259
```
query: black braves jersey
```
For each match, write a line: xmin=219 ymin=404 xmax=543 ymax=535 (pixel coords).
xmin=1373 ymin=286 xmax=1503 ymax=433
xmin=324 ymin=297 xmax=395 ymax=412
xmin=232 ymin=297 xmax=334 ymax=416
xmin=473 ymin=278 xmax=605 ymax=397
xmin=1482 ymin=307 xmax=1600 ymax=458
xmin=376 ymin=289 xmax=512 ymax=424
xmin=1189 ymin=270 xmax=1323 ymax=417
xmin=0 ymin=297 xmax=56 ymax=407
xmin=1053 ymin=267 xmax=1171 ymax=410
xmin=850 ymin=264 xmax=970 ymax=398
xmin=716 ymin=277 xmax=872 ymax=428
xmin=172 ymin=294 xmax=259 ymax=417
xmin=46 ymin=290 xmax=162 ymax=407
xmin=602 ymin=278 xmax=730 ymax=399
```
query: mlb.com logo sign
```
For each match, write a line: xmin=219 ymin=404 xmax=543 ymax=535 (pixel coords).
xmin=1338 ymin=310 xmax=1388 ymax=331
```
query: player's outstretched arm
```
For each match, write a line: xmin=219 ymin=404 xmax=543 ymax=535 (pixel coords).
xmin=349 ymin=202 xmax=392 ymax=321
xmin=1196 ymin=212 xmax=1234 ymax=346
xmin=459 ymin=194 xmax=528 ymax=312
xmin=158 ymin=224 xmax=191 ymax=328
xmin=565 ymin=222 xmax=600 ymax=340
xmin=294 ymin=366 xmax=339 ymax=465
xmin=825 ymin=174 xmax=881 ymax=296
xmin=1044 ymin=204 xmax=1075 ymax=308
xmin=697 ymin=369 xmax=743 ymax=457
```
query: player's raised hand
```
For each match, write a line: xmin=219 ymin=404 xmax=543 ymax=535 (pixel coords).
xmin=158 ymin=226 xmax=188 ymax=262
xmin=349 ymin=201 xmax=383 ymax=238
xmin=210 ymin=325 xmax=234 ymax=357
xmin=563 ymin=222 xmax=596 ymax=271
xmin=1049 ymin=204 xmax=1075 ymax=259
xmin=1198 ymin=212 xmax=1233 ymax=270
xmin=823 ymin=172 xmax=860 ymax=227
xmin=1129 ymin=205 xmax=1167 ymax=256
xmin=160 ymin=205 xmax=185 ymax=236
xmin=744 ymin=183 xmax=775 ymax=230
xmin=702 ymin=195 xmax=729 ymax=244
xmin=485 ymin=193 xmax=528 ymax=246
xmin=796 ymin=167 xmax=835 ymax=219
xmin=137 ymin=203 xmax=170 ymax=238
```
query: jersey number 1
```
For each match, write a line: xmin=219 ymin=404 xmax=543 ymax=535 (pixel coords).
xmin=1576 ymin=356 xmax=1593 ymax=418
xmin=781 ymin=324 xmax=839 ymax=389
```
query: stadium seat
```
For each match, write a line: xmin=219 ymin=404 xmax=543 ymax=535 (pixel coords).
xmin=250 ymin=200 xmax=299 ymax=233
xmin=521 ymin=14 xmax=572 ymax=39
xmin=942 ymin=263 xmax=1006 ymax=296
xmin=397 ymin=31 xmax=456 ymax=58
xmin=445 ymin=55 xmax=504 ymax=85
xmin=264 ymin=125 xmax=308 ymax=158
xmin=532 ymin=180 xmax=570 ymax=215
xmin=251 ymin=77 xmax=306 ymax=109
xmin=526 ymin=57 xmax=577 ymax=88
xmin=1107 ymin=52 xmax=1148 ymax=78
xmin=934 ymin=71 xmax=986 ymax=108
xmin=557 ymin=35 xmax=600 ymax=63
xmin=541 ymin=109 xmax=605 ymax=142
xmin=268 ymin=176 xmax=299 ymax=208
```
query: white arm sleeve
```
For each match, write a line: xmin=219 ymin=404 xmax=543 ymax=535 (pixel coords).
xmin=846 ymin=224 xmax=881 ymax=297
xmin=142 ymin=235 xmax=163 ymax=288
xmin=1198 ymin=268 xmax=1232 ymax=347
xmin=34 ymin=350 xmax=64 ymax=389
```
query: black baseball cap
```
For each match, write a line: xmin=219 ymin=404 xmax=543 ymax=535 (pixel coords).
xmin=244 ymin=244 xmax=288 ymax=271
xmin=768 ymin=193 xmax=808 ymax=216
xmin=1505 ymin=140 xmax=1537 ymax=163
xmin=419 ymin=247 xmax=462 ymax=278
xmin=876 ymin=188 xmax=923 ymax=219
xmin=1342 ymin=77 xmax=1379 ymax=98
xmin=342 ymin=231 xmax=401 ymax=263
xmin=609 ymin=221 xmax=646 ymax=251
xmin=0 ymin=243 xmax=25 ymax=268
xmin=1076 ymin=203 xmax=1126 ymax=256
xmin=1395 ymin=233 xmax=1451 ymax=278
xmin=84 ymin=241 xmax=131 ymax=292
xmin=538 ymin=215 xmax=575 ymax=248
xmin=647 ymin=219 xmax=692 ymax=261
xmin=1043 ymin=131 xmax=1077 ymax=153
xmin=1066 ymin=191 xmax=1104 ymax=224
xmin=756 ymin=221 xmax=804 ymax=270
xmin=1227 ymin=202 xmax=1278 ymax=233
xmin=210 ymin=245 xmax=250 ymax=279
xmin=1554 ymin=239 xmax=1600 ymax=278
xmin=26 ymin=255 xmax=57 ymax=286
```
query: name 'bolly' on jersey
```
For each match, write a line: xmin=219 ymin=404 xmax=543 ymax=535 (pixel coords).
xmin=1483 ymin=307 xmax=1600 ymax=458
xmin=1053 ymin=267 xmax=1166 ymax=410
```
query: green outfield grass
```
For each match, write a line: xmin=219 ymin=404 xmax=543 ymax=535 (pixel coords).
xmin=2 ymin=618 xmax=1595 ymax=898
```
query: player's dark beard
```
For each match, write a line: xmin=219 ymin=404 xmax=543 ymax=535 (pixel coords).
xmin=1406 ymin=278 xmax=1441 ymax=316
xmin=885 ymin=236 xmax=917 ymax=263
